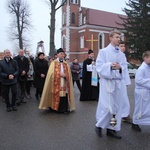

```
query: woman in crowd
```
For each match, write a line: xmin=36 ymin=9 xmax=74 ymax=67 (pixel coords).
xmin=70 ymin=58 xmax=82 ymax=93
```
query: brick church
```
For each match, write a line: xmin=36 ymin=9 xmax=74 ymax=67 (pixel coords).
xmin=61 ymin=0 xmax=126 ymax=62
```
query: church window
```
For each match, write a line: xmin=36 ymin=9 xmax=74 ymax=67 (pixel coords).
xmin=71 ymin=12 xmax=75 ymax=24
xmin=79 ymin=13 xmax=82 ymax=26
xmin=62 ymin=35 xmax=66 ymax=49
xmin=83 ymin=16 xmax=86 ymax=24
xmin=80 ymin=36 xmax=84 ymax=48
xmin=62 ymin=0 xmax=67 ymax=4
xmin=70 ymin=0 xmax=78 ymax=4
xmin=99 ymin=33 xmax=104 ymax=50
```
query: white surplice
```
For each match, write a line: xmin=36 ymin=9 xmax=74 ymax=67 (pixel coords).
xmin=133 ymin=62 xmax=150 ymax=125
xmin=95 ymin=44 xmax=127 ymax=131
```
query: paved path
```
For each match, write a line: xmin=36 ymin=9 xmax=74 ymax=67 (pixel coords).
xmin=0 ymin=79 xmax=150 ymax=150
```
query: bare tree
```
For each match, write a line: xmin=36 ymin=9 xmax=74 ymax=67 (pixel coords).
xmin=7 ymin=0 xmax=32 ymax=51
xmin=44 ymin=0 xmax=66 ymax=56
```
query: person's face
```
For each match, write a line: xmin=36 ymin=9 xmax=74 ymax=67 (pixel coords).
xmin=144 ymin=56 xmax=150 ymax=65
xmin=39 ymin=54 xmax=44 ymax=59
xmin=57 ymin=52 xmax=64 ymax=60
xmin=54 ymin=54 xmax=57 ymax=59
xmin=26 ymin=51 xmax=30 ymax=56
xmin=89 ymin=53 xmax=94 ymax=59
xmin=110 ymin=33 xmax=121 ymax=47
xmin=74 ymin=59 xmax=78 ymax=63
xmin=50 ymin=58 xmax=53 ymax=62
xmin=19 ymin=49 xmax=24 ymax=56
xmin=4 ymin=50 xmax=11 ymax=58
xmin=119 ymin=44 xmax=125 ymax=52
xmin=0 ymin=53 xmax=4 ymax=59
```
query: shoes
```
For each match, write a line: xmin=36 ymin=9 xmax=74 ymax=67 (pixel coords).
xmin=1 ymin=97 xmax=5 ymax=103
xmin=16 ymin=102 xmax=21 ymax=106
xmin=48 ymin=107 xmax=56 ymax=112
xmin=106 ymin=129 xmax=122 ymax=139
xmin=64 ymin=110 xmax=70 ymax=115
xmin=25 ymin=94 xmax=30 ymax=99
xmin=6 ymin=107 xmax=12 ymax=112
xmin=122 ymin=116 xmax=132 ymax=123
xmin=95 ymin=126 xmax=102 ymax=137
xmin=35 ymin=94 xmax=39 ymax=101
xmin=29 ymin=95 xmax=32 ymax=99
xmin=12 ymin=106 xmax=17 ymax=111
xmin=21 ymin=100 xmax=27 ymax=103
xmin=131 ymin=123 xmax=141 ymax=132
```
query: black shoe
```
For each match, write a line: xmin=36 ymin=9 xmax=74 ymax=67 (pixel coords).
xmin=131 ymin=123 xmax=141 ymax=132
xmin=64 ymin=110 xmax=70 ymax=115
xmin=95 ymin=126 xmax=102 ymax=137
xmin=106 ymin=129 xmax=122 ymax=139
xmin=12 ymin=106 xmax=17 ymax=111
xmin=6 ymin=107 xmax=12 ymax=112
xmin=35 ymin=94 xmax=39 ymax=101
xmin=122 ymin=116 xmax=132 ymax=124
xmin=16 ymin=102 xmax=21 ymax=106
xmin=21 ymin=100 xmax=26 ymax=103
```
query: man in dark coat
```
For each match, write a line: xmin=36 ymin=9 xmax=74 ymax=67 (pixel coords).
xmin=14 ymin=49 xmax=29 ymax=105
xmin=80 ymin=49 xmax=99 ymax=101
xmin=0 ymin=49 xmax=19 ymax=112
xmin=34 ymin=52 xmax=48 ymax=100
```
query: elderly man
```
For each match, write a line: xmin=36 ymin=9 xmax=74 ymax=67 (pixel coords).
xmin=39 ymin=48 xmax=75 ymax=114
xmin=0 ymin=49 xmax=19 ymax=111
xmin=14 ymin=49 xmax=29 ymax=105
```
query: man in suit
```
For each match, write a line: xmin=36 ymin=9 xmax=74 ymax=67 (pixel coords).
xmin=0 ymin=49 xmax=19 ymax=112
xmin=14 ymin=49 xmax=29 ymax=105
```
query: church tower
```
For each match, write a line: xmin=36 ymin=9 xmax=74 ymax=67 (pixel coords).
xmin=61 ymin=0 xmax=81 ymax=60
xmin=61 ymin=0 xmax=126 ymax=62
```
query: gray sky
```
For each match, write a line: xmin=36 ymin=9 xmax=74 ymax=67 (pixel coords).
xmin=0 ymin=0 xmax=127 ymax=55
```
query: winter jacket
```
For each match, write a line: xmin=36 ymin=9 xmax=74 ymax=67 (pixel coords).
xmin=0 ymin=58 xmax=19 ymax=85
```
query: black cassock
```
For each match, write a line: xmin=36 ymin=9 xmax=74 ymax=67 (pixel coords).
xmin=80 ymin=58 xmax=99 ymax=101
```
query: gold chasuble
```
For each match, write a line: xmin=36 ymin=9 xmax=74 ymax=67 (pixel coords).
xmin=39 ymin=60 xmax=75 ymax=111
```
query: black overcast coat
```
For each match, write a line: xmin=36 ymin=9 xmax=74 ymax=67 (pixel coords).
xmin=34 ymin=58 xmax=48 ymax=89
xmin=0 ymin=58 xmax=19 ymax=85
xmin=13 ymin=55 xmax=29 ymax=82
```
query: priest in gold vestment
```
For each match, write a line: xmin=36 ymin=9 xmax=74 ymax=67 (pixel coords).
xmin=39 ymin=48 xmax=75 ymax=114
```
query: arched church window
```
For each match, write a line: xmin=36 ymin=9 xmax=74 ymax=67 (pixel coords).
xmin=71 ymin=12 xmax=75 ymax=24
xmin=99 ymin=33 xmax=104 ymax=50
xmin=83 ymin=16 xmax=86 ymax=24
xmin=75 ymin=0 xmax=78 ymax=4
xmin=62 ymin=35 xmax=66 ymax=49
xmin=80 ymin=36 xmax=84 ymax=48
xmin=79 ymin=13 xmax=82 ymax=26
xmin=70 ymin=0 xmax=78 ymax=4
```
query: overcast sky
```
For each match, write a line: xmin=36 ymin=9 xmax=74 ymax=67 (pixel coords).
xmin=0 ymin=0 xmax=127 ymax=55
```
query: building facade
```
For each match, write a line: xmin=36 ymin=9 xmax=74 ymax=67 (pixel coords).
xmin=61 ymin=0 xmax=126 ymax=62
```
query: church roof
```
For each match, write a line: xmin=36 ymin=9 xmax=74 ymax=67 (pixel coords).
xmin=87 ymin=8 xmax=126 ymax=29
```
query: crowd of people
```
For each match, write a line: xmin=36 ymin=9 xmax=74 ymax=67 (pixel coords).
xmin=0 ymin=30 xmax=150 ymax=140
